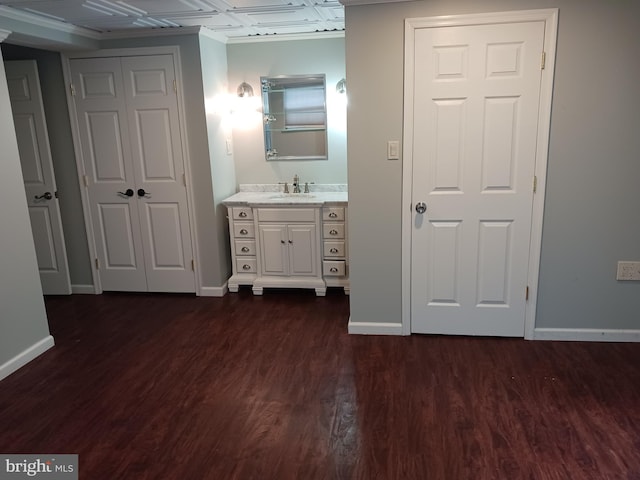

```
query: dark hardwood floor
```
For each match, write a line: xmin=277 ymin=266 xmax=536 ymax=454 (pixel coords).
xmin=1 ymin=290 xmax=640 ymax=479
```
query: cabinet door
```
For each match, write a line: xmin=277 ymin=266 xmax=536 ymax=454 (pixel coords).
xmin=259 ymin=224 xmax=288 ymax=276
xmin=287 ymin=224 xmax=317 ymax=276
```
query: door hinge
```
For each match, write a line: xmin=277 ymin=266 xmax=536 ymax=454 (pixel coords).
xmin=526 ymin=286 xmax=530 ymax=301
xmin=70 ymin=83 xmax=76 ymax=96
xmin=191 ymin=259 xmax=195 ymax=271
xmin=83 ymin=175 xmax=89 ymax=187
xmin=541 ymin=51 xmax=546 ymax=70
xmin=95 ymin=258 xmax=100 ymax=270
xmin=533 ymin=176 xmax=538 ymax=194
xmin=173 ymin=80 xmax=177 ymax=93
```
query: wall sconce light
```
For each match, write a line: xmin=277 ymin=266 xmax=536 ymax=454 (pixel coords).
xmin=237 ymin=82 xmax=254 ymax=98
xmin=336 ymin=78 xmax=346 ymax=94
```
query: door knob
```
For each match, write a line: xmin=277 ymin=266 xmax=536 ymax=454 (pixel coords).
xmin=137 ymin=188 xmax=150 ymax=197
xmin=118 ymin=189 xmax=134 ymax=197
xmin=34 ymin=192 xmax=53 ymax=200
xmin=415 ymin=202 xmax=427 ymax=214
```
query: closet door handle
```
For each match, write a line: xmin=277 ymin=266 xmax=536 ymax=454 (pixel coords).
xmin=137 ymin=188 xmax=150 ymax=198
xmin=34 ymin=192 xmax=53 ymax=200
xmin=118 ymin=189 xmax=134 ymax=197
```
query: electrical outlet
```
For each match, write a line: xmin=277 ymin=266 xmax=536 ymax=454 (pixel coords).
xmin=616 ymin=261 xmax=640 ymax=281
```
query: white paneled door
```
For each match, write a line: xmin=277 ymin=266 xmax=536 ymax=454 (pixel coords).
xmin=70 ymin=55 xmax=194 ymax=293
xmin=6 ymin=60 xmax=72 ymax=295
xmin=409 ymin=20 xmax=545 ymax=336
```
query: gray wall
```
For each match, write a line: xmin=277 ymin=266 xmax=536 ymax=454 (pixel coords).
xmin=227 ymin=37 xmax=347 ymax=185
xmin=345 ymin=0 xmax=640 ymax=330
xmin=0 ymin=49 xmax=51 ymax=370
xmin=199 ymin=33 xmax=236 ymax=287
xmin=2 ymin=44 xmax=93 ymax=287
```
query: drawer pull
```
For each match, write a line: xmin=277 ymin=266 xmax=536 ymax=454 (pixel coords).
xmin=330 ymin=267 xmax=339 ymax=273
xmin=281 ymin=240 xmax=285 ymax=244
xmin=329 ymin=212 xmax=338 ymax=218
xmin=240 ymin=229 xmax=248 ymax=235
xmin=242 ymin=264 xmax=251 ymax=271
xmin=330 ymin=229 xmax=338 ymax=235
xmin=330 ymin=248 xmax=339 ymax=253
xmin=241 ymin=247 xmax=250 ymax=252
xmin=239 ymin=211 xmax=248 ymax=218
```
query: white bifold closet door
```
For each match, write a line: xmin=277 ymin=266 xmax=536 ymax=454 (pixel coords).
xmin=70 ymin=54 xmax=194 ymax=293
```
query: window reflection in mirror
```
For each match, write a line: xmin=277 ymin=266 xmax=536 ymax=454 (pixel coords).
xmin=261 ymin=75 xmax=328 ymax=161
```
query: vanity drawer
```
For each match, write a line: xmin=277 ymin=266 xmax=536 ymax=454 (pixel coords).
xmin=257 ymin=208 xmax=316 ymax=222
xmin=323 ymin=241 xmax=346 ymax=258
xmin=235 ymin=240 xmax=256 ymax=256
xmin=323 ymin=207 xmax=345 ymax=221
xmin=323 ymin=223 xmax=345 ymax=239
xmin=236 ymin=258 xmax=257 ymax=273
xmin=233 ymin=222 xmax=255 ymax=238
xmin=323 ymin=260 xmax=346 ymax=277
xmin=232 ymin=207 xmax=253 ymax=220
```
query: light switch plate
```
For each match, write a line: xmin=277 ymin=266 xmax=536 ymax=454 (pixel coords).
xmin=387 ymin=140 xmax=400 ymax=160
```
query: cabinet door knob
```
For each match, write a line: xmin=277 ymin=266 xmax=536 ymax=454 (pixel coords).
xmin=330 ymin=248 xmax=339 ymax=253
xmin=330 ymin=229 xmax=338 ymax=235
xmin=242 ymin=264 xmax=251 ymax=270
xmin=281 ymin=240 xmax=285 ymax=244
xmin=240 ymin=229 xmax=248 ymax=235
xmin=330 ymin=267 xmax=338 ymax=273
xmin=329 ymin=212 xmax=337 ymax=218
xmin=241 ymin=247 xmax=250 ymax=252
xmin=239 ymin=211 xmax=247 ymax=217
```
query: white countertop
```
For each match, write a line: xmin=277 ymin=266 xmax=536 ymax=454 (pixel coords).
xmin=222 ymin=191 xmax=347 ymax=207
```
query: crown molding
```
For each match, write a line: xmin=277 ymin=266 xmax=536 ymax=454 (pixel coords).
xmin=339 ymin=0 xmax=413 ymax=5
xmin=196 ymin=26 xmax=229 ymax=44
xmin=0 ymin=28 xmax=11 ymax=43
xmin=227 ymin=29 xmax=344 ymax=44
xmin=0 ymin=5 xmax=101 ymax=40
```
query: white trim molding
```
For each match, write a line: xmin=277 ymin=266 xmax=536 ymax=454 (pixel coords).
xmin=534 ymin=328 xmax=640 ymax=343
xmin=0 ymin=28 xmax=11 ymax=42
xmin=200 ymin=284 xmax=229 ymax=297
xmin=348 ymin=319 xmax=404 ymax=335
xmin=0 ymin=6 xmax=100 ymax=40
xmin=0 ymin=336 xmax=54 ymax=382
xmin=71 ymin=284 xmax=98 ymax=294
xmin=401 ymin=9 xmax=559 ymax=338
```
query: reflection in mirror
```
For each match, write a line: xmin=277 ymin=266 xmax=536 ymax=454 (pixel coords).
xmin=261 ymin=75 xmax=328 ymax=161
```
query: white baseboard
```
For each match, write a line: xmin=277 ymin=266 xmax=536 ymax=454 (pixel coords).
xmin=199 ymin=283 xmax=228 ymax=297
xmin=534 ymin=328 xmax=640 ymax=342
xmin=0 ymin=335 xmax=55 ymax=382
xmin=348 ymin=317 xmax=403 ymax=335
xmin=71 ymin=284 xmax=96 ymax=294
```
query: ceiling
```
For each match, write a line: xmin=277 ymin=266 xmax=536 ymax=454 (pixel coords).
xmin=0 ymin=0 xmax=346 ymax=40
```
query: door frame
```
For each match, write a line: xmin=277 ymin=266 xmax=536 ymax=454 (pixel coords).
xmin=401 ymin=9 xmax=558 ymax=338
xmin=61 ymin=46 xmax=201 ymax=295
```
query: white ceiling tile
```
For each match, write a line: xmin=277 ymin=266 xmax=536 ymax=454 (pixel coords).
xmin=0 ymin=0 xmax=345 ymax=37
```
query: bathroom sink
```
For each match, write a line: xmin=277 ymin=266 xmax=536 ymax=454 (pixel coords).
xmin=268 ymin=193 xmax=316 ymax=199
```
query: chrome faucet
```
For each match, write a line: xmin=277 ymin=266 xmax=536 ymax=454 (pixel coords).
xmin=292 ymin=174 xmax=301 ymax=193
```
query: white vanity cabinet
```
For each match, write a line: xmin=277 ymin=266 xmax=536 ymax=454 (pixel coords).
xmin=227 ymin=206 xmax=257 ymax=292
xmin=224 ymin=191 xmax=348 ymax=296
xmin=322 ymin=206 xmax=350 ymax=294
xmin=253 ymin=208 xmax=325 ymax=296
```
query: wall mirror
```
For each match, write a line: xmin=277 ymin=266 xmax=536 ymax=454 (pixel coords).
xmin=261 ymin=74 xmax=328 ymax=161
